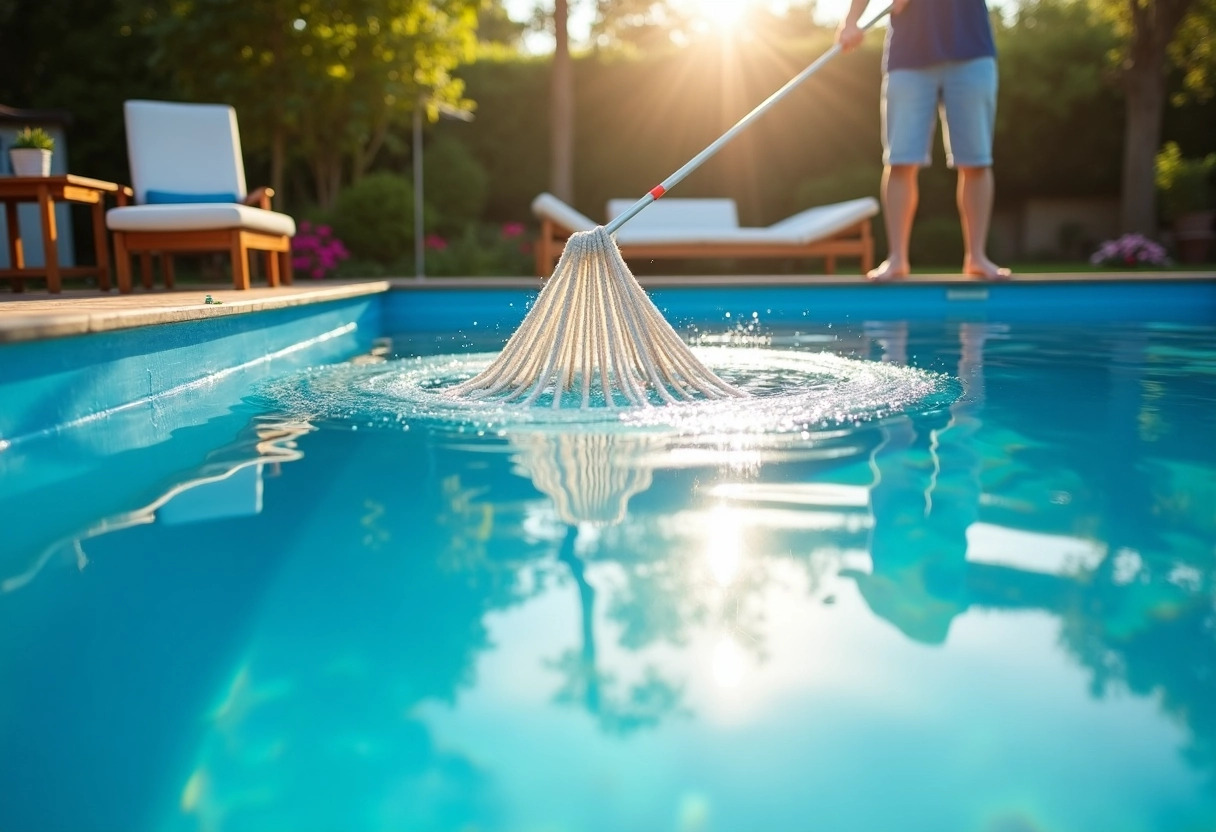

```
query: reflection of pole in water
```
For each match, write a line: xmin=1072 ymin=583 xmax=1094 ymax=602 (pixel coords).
xmin=550 ymin=518 xmax=684 ymax=734
xmin=557 ymin=526 xmax=600 ymax=712
xmin=509 ymin=431 xmax=661 ymax=525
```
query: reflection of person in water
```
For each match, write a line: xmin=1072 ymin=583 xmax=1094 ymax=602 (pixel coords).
xmin=845 ymin=321 xmax=995 ymax=644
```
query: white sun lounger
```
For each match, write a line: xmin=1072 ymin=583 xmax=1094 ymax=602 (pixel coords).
xmin=531 ymin=192 xmax=878 ymax=277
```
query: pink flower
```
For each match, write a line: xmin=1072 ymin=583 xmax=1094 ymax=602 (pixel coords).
xmin=501 ymin=222 xmax=525 ymax=239
xmin=425 ymin=234 xmax=448 ymax=251
xmin=290 ymin=227 xmax=351 ymax=279
xmin=1090 ymin=233 xmax=1168 ymax=267
xmin=299 ymin=220 xmax=312 ymax=233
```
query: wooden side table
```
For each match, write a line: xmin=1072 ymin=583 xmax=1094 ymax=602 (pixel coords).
xmin=0 ymin=175 xmax=132 ymax=293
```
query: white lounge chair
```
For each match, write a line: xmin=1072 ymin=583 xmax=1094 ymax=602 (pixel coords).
xmin=531 ymin=192 xmax=878 ymax=277
xmin=107 ymin=100 xmax=296 ymax=292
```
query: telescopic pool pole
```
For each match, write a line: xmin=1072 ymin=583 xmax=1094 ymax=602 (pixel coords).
xmin=605 ymin=3 xmax=894 ymax=236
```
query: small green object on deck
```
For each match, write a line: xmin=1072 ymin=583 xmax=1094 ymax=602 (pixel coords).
xmin=204 ymin=294 xmax=222 ymax=305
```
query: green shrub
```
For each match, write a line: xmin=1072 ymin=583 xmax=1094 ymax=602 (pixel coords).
xmin=334 ymin=258 xmax=389 ymax=279
xmin=330 ymin=172 xmax=421 ymax=265
xmin=422 ymin=136 xmax=490 ymax=234
xmin=1155 ymin=142 xmax=1216 ymax=220
xmin=793 ymin=163 xmax=881 ymax=211
xmin=425 ymin=221 xmax=533 ymax=277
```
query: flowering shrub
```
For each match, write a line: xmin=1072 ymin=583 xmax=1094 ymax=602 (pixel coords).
xmin=425 ymin=222 xmax=533 ymax=276
xmin=1089 ymin=234 xmax=1170 ymax=268
xmin=292 ymin=220 xmax=351 ymax=279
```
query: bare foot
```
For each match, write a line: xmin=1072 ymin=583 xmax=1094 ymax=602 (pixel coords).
xmin=867 ymin=259 xmax=909 ymax=282
xmin=963 ymin=256 xmax=1012 ymax=281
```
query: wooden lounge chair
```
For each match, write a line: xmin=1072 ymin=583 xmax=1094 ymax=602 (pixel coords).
xmin=531 ymin=192 xmax=878 ymax=277
xmin=106 ymin=100 xmax=295 ymax=292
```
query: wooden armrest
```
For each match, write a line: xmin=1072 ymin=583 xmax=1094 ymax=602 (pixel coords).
xmin=243 ymin=187 xmax=275 ymax=210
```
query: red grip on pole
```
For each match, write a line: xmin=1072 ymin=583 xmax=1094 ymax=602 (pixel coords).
xmin=648 ymin=184 xmax=666 ymax=200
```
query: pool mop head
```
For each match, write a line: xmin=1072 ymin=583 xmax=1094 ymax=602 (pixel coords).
xmin=446 ymin=226 xmax=745 ymax=408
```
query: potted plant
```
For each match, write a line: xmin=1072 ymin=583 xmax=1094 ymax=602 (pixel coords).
xmin=8 ymin=126 xmax=54 ymax=177
xmin=1155 ymin=142 xmax=1216 ymax=263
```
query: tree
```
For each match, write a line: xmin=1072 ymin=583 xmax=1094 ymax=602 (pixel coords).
xmin=994 ymin=0 xmax=1124 ymax=200
xmin=586 ymin=0 xmax=821 ymax=51
xmin=588 ymin=0 xmax=689 ymax=51
xmin=551 ymin=0 xmax=576 ymax=201
xmin=0 ymin=0 xmax=169 ymax=186
xmin=129 ymin=0 xmax=478 ymax=210
xmin=1168 ymin=0 xmax=1216 ymax=103
xmin=1091 ymin=0 xmax=1215 ymax=233
xmin=476 ymin=0 xmax=529 ymax=48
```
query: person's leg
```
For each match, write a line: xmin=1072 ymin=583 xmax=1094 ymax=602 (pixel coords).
xmin=957 ymin=165 xmax=1008 ymax=279
xmin=941 ymin=57 xmax=1009 ymax=280
xmin=873 ymin=164 xmax=918 ymax=280
xmin=874 ymin=68 xmax=938 ymax=281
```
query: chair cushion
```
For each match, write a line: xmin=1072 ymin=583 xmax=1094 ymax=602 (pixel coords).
xmin=606 ymin=198 xmax=740 ymax=231
xmin=762 ymin=198 xmax=880 ymax=243
xmin=107 ymin=203 xmax=296 ymax=237
xmin=145 ymin=189 xmax=239 ymax=205
xmin=534 ymin=191 xmax=878 ymax=246
xmin=124 ymin=100 xmax=248 ymax=205
xmin=615 ymin=198 xmax=879 ymax=245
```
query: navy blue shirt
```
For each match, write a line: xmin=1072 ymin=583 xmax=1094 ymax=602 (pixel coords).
xmin=884 ymin=0 xmax=996 ymax=71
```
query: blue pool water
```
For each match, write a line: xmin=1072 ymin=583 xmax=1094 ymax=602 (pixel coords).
xmin=2 ymin=296 xmax=1215 ymax=832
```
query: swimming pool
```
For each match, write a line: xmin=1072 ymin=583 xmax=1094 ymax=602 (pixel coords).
xmin=2 ymin=282 xmax=1214 ymax=832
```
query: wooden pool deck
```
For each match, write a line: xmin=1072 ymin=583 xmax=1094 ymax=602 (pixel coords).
xmin=1 ymin=271 xmax=1213 ymax=344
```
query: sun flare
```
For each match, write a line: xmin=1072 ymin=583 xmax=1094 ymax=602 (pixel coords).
xmin=689 ymin=0 xmax=753 ymax=32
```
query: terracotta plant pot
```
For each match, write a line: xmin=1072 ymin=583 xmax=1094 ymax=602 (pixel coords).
xmin=9 ymin=147 xmax=51 ymax=176
xmin=1174 ymin=209 xmax=1216 ymax=264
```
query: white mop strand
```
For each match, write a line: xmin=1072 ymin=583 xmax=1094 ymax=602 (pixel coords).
xmin=448 ymin=227 xmax=745 ymax=407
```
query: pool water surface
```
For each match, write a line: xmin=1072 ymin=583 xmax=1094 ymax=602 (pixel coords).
xmin=1 ymin=317 xmax=1214 ymax=832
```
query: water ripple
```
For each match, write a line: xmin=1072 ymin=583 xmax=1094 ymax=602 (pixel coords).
xmin=250 ymin=347 xmax=958 ymax=437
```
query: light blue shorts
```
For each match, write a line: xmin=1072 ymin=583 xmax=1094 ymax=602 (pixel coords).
xmin=882 ymin=57 xmax=997 ymax=168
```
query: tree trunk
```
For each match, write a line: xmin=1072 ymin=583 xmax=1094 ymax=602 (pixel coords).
xmin=271 ymin=124 xmax=286 ymax=210
xmin=267 ymin=6 xmax=290 ymax=210
xmin=550 ymin=0 xmax=575 ymax=203
xmin=313 ymin=153 xmax=344 ymax=211
xmin=1118 ymin=0 xmax=1197 ymax=235
xmin=326 ymin=158 xmax=343 ymax=210
xmin=1120 ymin=43 xmax=1167 ymax=234
xmin=352 ymin=109 xmax=391 ymax=183
xmin=1118 ymin=55 xmax=1167 ymax=233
